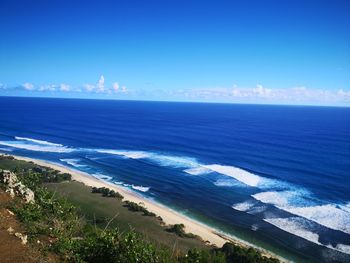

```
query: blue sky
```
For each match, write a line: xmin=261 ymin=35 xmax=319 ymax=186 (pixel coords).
xmin=0 ymin=0 xmax=349 ymax=105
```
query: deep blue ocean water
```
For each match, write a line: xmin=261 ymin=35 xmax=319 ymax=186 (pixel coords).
xmin=0 ymin=97 xmax=349 ymax=262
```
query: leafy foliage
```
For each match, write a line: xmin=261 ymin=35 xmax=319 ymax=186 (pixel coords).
xmin=91 ymin=187 xmax=124 ymax=199
xmin=166 ymin=224 xmax=198 ymax=239
xmin=0 ymin=156 xmax=280 ymax=263
xmin=124 ymin=200 xmax=156 ymax=217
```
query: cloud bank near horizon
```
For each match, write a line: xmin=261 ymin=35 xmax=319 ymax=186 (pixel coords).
xmin=1 ymin=75 xmax=128 ymax=95
xmin=0 ymin=78 xmax=349 ymax=106
xmin=169 ymin=85 xmax=350 ymax=105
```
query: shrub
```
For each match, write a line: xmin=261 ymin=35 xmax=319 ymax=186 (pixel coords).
xmin=166 ymin=224 xmax=198 ymax=239
xmin=91 ymin=187 xmax=124 ymax=199
xmin=123 ymin=201 xmax=156 ymax=217
xmin=69 ymin=228 xmax=174 ymax=263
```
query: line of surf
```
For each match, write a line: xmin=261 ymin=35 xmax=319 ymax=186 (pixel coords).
xmin=15 ymin=136 xmax=63 ymax=147
xmin=252 ymin=191 xmax=350 ymax=235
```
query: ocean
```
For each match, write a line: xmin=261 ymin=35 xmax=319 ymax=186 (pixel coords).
xmin=0 ymin=96 xmax=349 ymax=262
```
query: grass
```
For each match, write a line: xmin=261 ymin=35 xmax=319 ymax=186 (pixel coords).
xmin=46 ymin=181 xmax=209 ymax=253
xmin=0 ymin=155 xmax=280 ymax=263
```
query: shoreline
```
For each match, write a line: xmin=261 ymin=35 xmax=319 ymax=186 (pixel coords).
xmin=3 ymin=153 xmax=286 ymax=262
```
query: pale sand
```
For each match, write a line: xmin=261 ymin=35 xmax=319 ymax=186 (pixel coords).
xmin=3 ymin=154 xmax=285 ymax=261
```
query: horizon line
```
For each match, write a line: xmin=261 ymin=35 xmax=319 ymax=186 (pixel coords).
xmin=1 ymin=95 xmax=350 ymax=108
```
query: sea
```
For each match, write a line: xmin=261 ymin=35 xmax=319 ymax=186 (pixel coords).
xmin=0 ymin=96 xmax=349 ymax=262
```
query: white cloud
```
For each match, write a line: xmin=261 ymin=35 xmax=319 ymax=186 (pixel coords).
xmin=96 ymin=75 xmax=105 ymax=93
xmin=60 ymin=83 xmax=70 ymax=92
xmin=113 ymin=82 xmax=119 ymax=93
xmin=84 ymin=75 xmax=107 ymax=93
xmin=22 ymin=82 xmax=34 ymax=90
xmin=253 ymin=84 xmax=272 ymax=97
xmin=337 ymin=89 xmax=350 ymax=98
xmin=39 ymin=84 xmax=56 ymax=91
xmin=84 ymin=83 xmax=95 ymax=92
xmin=8 ymin=77 xmax=128 ymax=96
xmin=173 ymin=84 xmax=350 ymax=105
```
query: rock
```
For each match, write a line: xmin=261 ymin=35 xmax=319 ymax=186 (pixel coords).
xmin=2 ymin=170 xmax=18 ymax=187
xmin=21 ymin=235 xmax=28 ymax=245
xmin=7 ymin=227 xmax=14 ymax=234
xmin=14 ymin=232 xmax=28 ymax=245
xmin=2 ymin=170 xmax=35 ymax=203
xmin=6 ymin=209 xmax=15 ymax=216
xmin=6 ymin=188 xmax=15 ymax=198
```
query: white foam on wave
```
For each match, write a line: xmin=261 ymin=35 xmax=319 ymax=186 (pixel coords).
xmin=232 ymin=201 xmax=267 ymax=214
xmin=339 ymin=202 xmax=350 ymax=213
xmin=214 ymin=178 xmax=246 ymax=187
xmin=251 ymin=224 xmax=259 ymax=231
xmin=60 ymin=158 xmax=86 ymax=168
xmin=253 ymin=191 xmax=350 ymax=235
xmin=286 ymin=205 xmax=350 ymax=235
xmin=204 ymin=164 xmax=261 ymax=187
xmin=265 ymin=217 xmax=350 ymax=255
xmin=264 ymin=217 xmax=321 ymax=245
xmin=149 ymin=154 xmax=199 ymax=168
xmin=0 ymin=147 xmax=12 ymax=152
xmin=131 ymin=185 xmax=150 ymax=192
xmin=184 ymin=166 xmax=212 ymax=175
xmin=121 ymin=183 xmax=150 ymax=192
xmin=332 ymin=244 xmax=350 ymax=255
xmin=253 ymin=191 xmax=295 ymax=207
xmin=97 ymin=148 xmax=273 ymax=183
xmin=0 ymin=141 xmax=74 ymax=153
xmin=98 ymin=149 xmax=212 ymax=175
xmin=15 ymin=136 xmax=63 ymax=147
xmin=96 ymin=149 xmax=149 ymax=159
xmin=232 ymin=201 xmax=255 ymax=212
xmin=92 ymin=173 xmax=113 ymax=181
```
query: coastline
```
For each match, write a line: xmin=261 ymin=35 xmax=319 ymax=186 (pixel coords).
xmin=3 ymin=153 xmax=286 ymax=261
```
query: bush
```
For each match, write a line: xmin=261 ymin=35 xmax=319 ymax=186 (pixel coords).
xmin=70 ymin=229 xmax=173 ymax=263
xmin=91 ymin=187 xmax=124 ymax=199
xmin=181 ymin=248 xmax=226 ymax=263
xmin=0 ymin=157 xmax=281 ymax=263
xmin=123 ymin=201 xmax=156 ymax=217
xmin=166 ymin=224 xmax=198 ymax=239
xmin=217 ymin=243 xmax=280 ymax=263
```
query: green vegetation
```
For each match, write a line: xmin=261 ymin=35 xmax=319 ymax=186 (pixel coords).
xmin=46 ymin=181 xmax=207 ymax=253
xmin=0 ymin=155 xmax=280 ymax=263
xmin=166 ymin=224 xmax=198 ymax=239
xmin=92 ymin=186 xmax=124 ymax=199
xmin=124 ymin=200 xmax=156 ymax=217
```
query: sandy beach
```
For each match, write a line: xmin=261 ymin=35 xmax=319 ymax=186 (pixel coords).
xmin=9 ymin=154 xmax=228 ymax=246
xmin=3 ymin=154 xmax=285 ymax=261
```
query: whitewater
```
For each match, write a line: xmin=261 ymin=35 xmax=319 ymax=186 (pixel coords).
xmin=1 ymin=98 xmax=349 ymax=262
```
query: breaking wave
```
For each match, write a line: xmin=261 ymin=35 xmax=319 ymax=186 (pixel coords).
xmin=204 ymin=164 xmax=261 ymax=187
xmin=232 ymin=201 xmax=255 ymax=212
xmin=96 ymin=149 xmax=149 ymax=159
xmin=2 ymin=136 xmax=271 ymax=187
xmin=232 ymin=201 xmax=267 ymax=214
xmin=15 ymin=136 xmax=63 ymax=147
xmin=184 ymin=166 xmax=212 ymax=175
xmin=264 ymin=217 xmax=321 ymax=245
xmin=265 ymin=217 xmax=350 ymax=255
xmin=0 ymin=140 xmax=74 ymax=153
xmin=91 ymin=173 xmax=113 ymax=181
xmin=252 ymin=191 xmax=350 ymax=235
xmin=131 ymin=185 xmax=150 ymax=192
xmin=60 ymin=158 xmax=86 ymax=168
